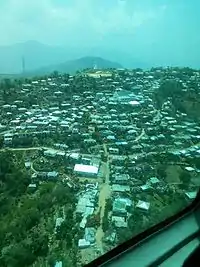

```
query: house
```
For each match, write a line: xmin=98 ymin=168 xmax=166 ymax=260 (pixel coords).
xmin=91 ymin=158 xmax=101 ymax=168
xmin=74 ymin=164 xmax=99 ymax=178
xmin=69 ymin=153 xmax=81 ymax=162
xmin=31 ymin=173 xmax=38 ymax=180
xmin=78 ymin=239 xmax=90 ymax=249
xmin=55 ymin=217 xmax=64 ymax=233
xmin=44 ymin=149 xmax=57 ymax=158
xmin=112 ymin=216 xmax=128 ymax=228
xmin=47 ymin=171 xmax=59 ymax=180
xmin=112 ymin=198 xmax=132 ymax=216
xmin=84 ymin=227 xmax=96 ymax=243
xmin=110 ymin=90 xmax=138 ymax=104
xmin=104 ymin=231 xmax=116 ymax=243
xmin=80 ymin=157 xmax=91 ymax=165
xmin=113 ymin=198 xmax=127 ymax=216
xmin=25 ymin=162 xmax=31 ymax=169
xmin=4 ymin=133 xmax=13 ymax=145
xmin=114 ymin=174 xmax=130 ymax=185
xmin=185 ymin=166 xmax=195 ymax=172
xmin=112 ymin=184 xmax=130 ymax=193
xmin=76 ymin=190 xmax=96 ymax=217
xmin=185 ymin=191 xmax=197 ymax=200
xmin=148 ymin=177 xmax=160 ymax=185
xmin=140 ymin=184 xmax=152 ymax=191
xmin=80 ymin=217 xmax=87 ymax=229
xmin=27 ymin=184 xmax=37 ymax=192
xmin=136 ymin=200 xmax=150 ymax=211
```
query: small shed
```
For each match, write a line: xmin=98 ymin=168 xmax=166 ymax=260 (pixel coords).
xmin=136 ymin=200 xmax=150 ymax=211
xmin=78 ymin=239 xmax=90 ymax=249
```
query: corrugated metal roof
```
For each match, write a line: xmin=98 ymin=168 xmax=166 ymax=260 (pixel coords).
xmin=74 ymin=164 xmax=98 ymax=174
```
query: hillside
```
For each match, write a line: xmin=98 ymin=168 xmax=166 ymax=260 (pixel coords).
xmin=28 ymin=56 xmax=123 ymax=75
xmin=154 ymin=70 xmax=200 ymax=120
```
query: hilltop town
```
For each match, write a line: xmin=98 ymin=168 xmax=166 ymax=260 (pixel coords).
xmin=0 ymin=67 xmax=200 ymax=266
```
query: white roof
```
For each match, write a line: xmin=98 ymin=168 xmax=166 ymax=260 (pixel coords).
xmin=84 ymin=207 xmax=94 ymax=216
xmin=112 ymin=216 xmax=128 ymax=228
xmin=185 ymin=191 xmax=197 ymax=199
xmin=55 ymin=217 xmax=64 ymax=228
xmin=28 ymin=184 xmax=37 ymax=188
xmin=112 ymin=184 xmax=130 ymax=192
xmin=129 ymin=100 xmax=140 ymax=105
xmin=80 ymin=217 xmax=87 ymax=228
xmin=74 ymin=164 xmax=98 ymax=174
xmin=141 ymin=184 xmax=151 ymax=191
xmin=149 ymin=177 xmax=160 ymax=184
xmin=136 ymin=200 xmax=150 ymax=210
xmin=185 ymin=166 xmax=195 ymax=172
xmin=69 ymin=153 xmax=80 ymax=159
xmin=78 ymin=239 xmax=90 ymax=248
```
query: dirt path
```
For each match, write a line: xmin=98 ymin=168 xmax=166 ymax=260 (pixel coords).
xmin=31 ymin=161 xmax=38 ymax=173
xmin=103 ymin=143 xmax=108 ymax=157
xmin=134 ymin=128 xmax=145 ymax=143
xmin=0 ymin=146 xmax=96 ymax=158
xmin=0 ymin=146 xmax=42 ymax=152
xmin=95 ymin=146 xmax=110 ymax=254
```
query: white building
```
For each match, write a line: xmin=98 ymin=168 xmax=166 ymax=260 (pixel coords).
xmin=74 ymin=164 xmax=99 ymax=178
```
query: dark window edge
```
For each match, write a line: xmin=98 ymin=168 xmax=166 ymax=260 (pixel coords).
xmin=85 ymin=190 xmax=200 ymax=267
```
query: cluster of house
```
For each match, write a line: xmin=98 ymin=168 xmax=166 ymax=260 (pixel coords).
xmin=0 ymin=68 xmax=198 ymax=152
xmin=0 ymin=68 xmax=200 ymax=253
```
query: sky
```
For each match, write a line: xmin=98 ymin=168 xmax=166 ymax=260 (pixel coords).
xmin=0 ymin=0 xmax=199 ymax=66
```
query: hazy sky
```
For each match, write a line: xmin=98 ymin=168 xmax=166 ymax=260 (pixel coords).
xmin=0 ymin=0 xmax=199 ymax=66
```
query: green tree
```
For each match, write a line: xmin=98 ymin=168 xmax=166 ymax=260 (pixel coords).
xmin=32 ymin=137 xmax=39 ymax=147
xmin=56 ymin=220 xmax=75 ymax=248
xmin=53 ymin=185 xmax=75 ymax=204
xmin=179 ymin=171 xmax=191 ymax=189
xmin=1 ymin=243 xmax=36 ymax=267
xmin=154 ymin=79 xmax=183 ymax=108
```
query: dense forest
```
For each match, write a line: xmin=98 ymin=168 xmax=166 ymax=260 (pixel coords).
xmin=0 ymin=150 xmax=79 ymax=266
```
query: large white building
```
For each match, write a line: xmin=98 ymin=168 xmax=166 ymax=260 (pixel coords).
xmin=74 ymin=164 xmax=99 ymax=178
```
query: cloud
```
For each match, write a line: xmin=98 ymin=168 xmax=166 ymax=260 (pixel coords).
xmin=0 ymin=0 xmax=166 ymax=45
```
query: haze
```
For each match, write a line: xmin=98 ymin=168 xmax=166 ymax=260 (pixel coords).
xmin=0 ymin=0 xmax=200 ymax=70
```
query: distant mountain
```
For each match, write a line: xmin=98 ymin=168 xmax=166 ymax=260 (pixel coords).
xmin=0 ymin=41 xmax=81 ymax=74
xmin=0 ymin=41 xmax=148 ymax=74
xmin=31 ymin=56 xmax=122 ymax=75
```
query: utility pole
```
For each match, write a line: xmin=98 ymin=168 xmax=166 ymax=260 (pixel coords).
xmin=22 ymin=56 xmax=25 ymax=74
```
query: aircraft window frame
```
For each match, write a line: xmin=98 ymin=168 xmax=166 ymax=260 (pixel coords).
xmin=85 ymin=190 xmax=200 ymax=267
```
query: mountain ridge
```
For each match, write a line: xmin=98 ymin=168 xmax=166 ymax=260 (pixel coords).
xmin=0 ymin=41 xmax=148 ymax=74
xmin=30 ymin=56 xmax=123 ymax=75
